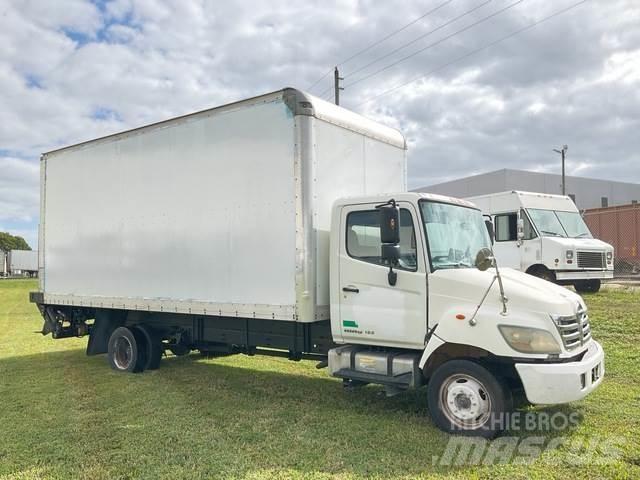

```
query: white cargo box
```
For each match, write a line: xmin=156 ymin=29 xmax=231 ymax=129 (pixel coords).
xmin=8 ymin=250 xmax=38 ymax=273
xmin=38 ymin=88 xmax=406 ymax=322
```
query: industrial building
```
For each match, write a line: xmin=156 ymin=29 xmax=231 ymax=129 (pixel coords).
xmin=415 ymin=169 xmax=640 ymax=210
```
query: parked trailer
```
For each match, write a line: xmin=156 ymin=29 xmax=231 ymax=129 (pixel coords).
xmin=8 ymin=249 xmax=38 ymax=276
xmin=31 ymin=88 xmax=604 ymax=437
xmin=1 ymin=250 xmax=6 ymax=277
xmin=583 ymin=203 xmax=640 ymax=274
xmin=468 ymin=191 xmax=614 ymax=292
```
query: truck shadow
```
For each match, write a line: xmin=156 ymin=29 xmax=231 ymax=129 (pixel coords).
xmin=0 ymin=348 xmax=587 ymax=478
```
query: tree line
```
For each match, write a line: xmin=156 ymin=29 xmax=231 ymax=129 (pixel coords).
xmin=0 ymin=232 xmax=31 ymax=252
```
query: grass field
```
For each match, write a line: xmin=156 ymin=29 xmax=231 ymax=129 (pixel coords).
xmin=1 ymin=279 xmax=639 ymax=479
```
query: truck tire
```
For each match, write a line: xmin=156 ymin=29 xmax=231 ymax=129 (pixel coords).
xmin=107 ymin=327 xmax=145 ymax=373
xmin=134 ymin=325 xmax=163 ymax=370
xmin=529 ymin=266 xmax=556 ymax=283
xmin=427 ymin=360 xmax=512 ymax=438
xmin=574 ymin=279 xmax=601 ymax=293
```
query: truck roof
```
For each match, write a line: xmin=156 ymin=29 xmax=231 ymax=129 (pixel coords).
xmin=334 ymin=192 xmax=479 ymax=210
xmin=44 ymin=88 xmax=406 ymax=157
xmin=467 ymin=190 xmax=578 ymax=212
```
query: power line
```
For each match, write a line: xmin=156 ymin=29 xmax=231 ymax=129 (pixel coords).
xmin=339 ymin=0 xmax=455 ymax=65
xmin=317 ymin=83 xmax=334 ymax=99
xmin=355 ymin=0 xmax=589 ymax=107
xmin=346 ymin=0 xmax=492 ymax=80
xmin=305 ymin=0 xmax=455 ymax=91
xmin=346 ymin=0 xmax=526 ymax=89
xmin=307 ymin=70 xmax=332 ymax=92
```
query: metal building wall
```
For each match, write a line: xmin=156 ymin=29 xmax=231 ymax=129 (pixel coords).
xmin=415 ymin=169 xmax=640 ymax=210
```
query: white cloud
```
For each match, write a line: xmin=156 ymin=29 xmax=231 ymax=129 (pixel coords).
xmin=0 ymin=0 xmax=639 ymax=246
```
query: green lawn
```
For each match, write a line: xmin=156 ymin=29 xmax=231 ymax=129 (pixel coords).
xmin=1 ymin=279 xmax=639 ymax=479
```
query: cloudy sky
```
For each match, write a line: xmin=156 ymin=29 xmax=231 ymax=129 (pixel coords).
xmin=1 ymin=0 xmax=639 ymax=248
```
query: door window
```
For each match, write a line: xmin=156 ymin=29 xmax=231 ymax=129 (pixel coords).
xmin=495 ymin=212 xmax=537 ymax=241
xmin=346 ymin=209 xmax=417 ymax=271
xmin=495 ymin=213 xmax=517 ymax=242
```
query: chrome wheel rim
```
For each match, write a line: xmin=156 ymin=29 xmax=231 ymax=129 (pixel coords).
xmin=439 ymin=373 xmax=492 ymax=429
xmin=113 ymin=336 xmax=133 ymax=370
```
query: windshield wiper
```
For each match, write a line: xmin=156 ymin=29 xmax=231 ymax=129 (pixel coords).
xmin=436 ymin=261 xmax=473 ymax=269
xmin=574 ymin=232 xmax=591 ymax=238
xmin=540 ymin=230 xmax=563 ymax=237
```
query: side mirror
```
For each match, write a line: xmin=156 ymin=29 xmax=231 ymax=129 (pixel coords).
xmin=378 ymin=201 xmax=400 ymax=286
xmin=475 ymin=247 xmax=494 ymax=272
xmin=379 ymin=205 xmax=400 ymax=245
xmin=381 ymin=244 xmax=400 ymax=263
xmin=517 ymin=215 xmax=524 ymax=244
xmin=484 ymin=219 xmax=495 ymax=244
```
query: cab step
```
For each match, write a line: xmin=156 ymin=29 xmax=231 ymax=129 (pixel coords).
xmin=328 ymin=345 xmax=423 ymax=393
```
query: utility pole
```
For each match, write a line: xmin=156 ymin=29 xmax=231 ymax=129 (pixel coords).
xmin=334 ymin=66 xmax=344 ymax=105
xmin=553 ymin=145 xmax=568 ymax=195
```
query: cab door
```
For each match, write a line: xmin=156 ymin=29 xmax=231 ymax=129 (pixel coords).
xmin=492 ymin=212 xmax=523 ymax=269
xmin=338 ymin=202 xmax=427 ymax=349
xmin=493 ymin=211 xmax=540 ymax=271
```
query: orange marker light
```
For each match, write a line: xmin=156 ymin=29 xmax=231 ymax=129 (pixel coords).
xmin=456 ymin=314 xmax=466 ymax=320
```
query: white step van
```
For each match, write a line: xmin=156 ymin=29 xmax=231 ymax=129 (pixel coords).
xmin=468 ymin=191 xmax=614 ymax=293
xmin=31 ymin=89 xmax=604 ymax=437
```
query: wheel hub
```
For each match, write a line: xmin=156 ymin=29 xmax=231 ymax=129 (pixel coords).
xmin=440 ymin=374 xmax=492 ymax=428
xmin=113 ymin=336 xmax=133 ymax=370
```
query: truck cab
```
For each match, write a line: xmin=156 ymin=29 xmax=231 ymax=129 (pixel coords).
xmin=328 ymin=192 xmax=604 ymax=436
xmin=467 ymin=191 xmax=614 ymax=292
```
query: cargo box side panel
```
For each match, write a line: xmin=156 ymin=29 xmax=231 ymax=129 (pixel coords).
xmin=43 ymin=98 xmax=298 ymax=318
xmin=313 ymin=119 xmax=406 ymax=310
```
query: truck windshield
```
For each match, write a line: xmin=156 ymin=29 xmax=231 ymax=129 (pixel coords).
xmin=527 ymin=209 xmax=593 ymax=238
xmin=419 ymin=200 xmax=492 ymax=270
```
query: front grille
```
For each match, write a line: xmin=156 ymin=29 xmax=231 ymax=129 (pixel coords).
xmin=577 ymin=251 xmax=605 ymax=269
xmin=555 ymin=309 xmax=592 ymax=350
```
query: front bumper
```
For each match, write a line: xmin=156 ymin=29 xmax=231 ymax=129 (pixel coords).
xmin=555 ymin=270 xmax=613 ymax=281
xmin=515 ymin=340 xmax=604 ymax=404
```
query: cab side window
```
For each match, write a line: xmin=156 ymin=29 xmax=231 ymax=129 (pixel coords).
xmin=346 ymin=209 xmax=417 ymax=271
xmin=495 ymin=213 xmax=517 ymax=242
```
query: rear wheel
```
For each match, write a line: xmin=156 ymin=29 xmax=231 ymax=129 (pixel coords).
xmin=427 ymin=360 xmax=512 ymax=438
xmin=107 ymin=327 xmax=145 ymax=373
xmin=134 ymin=325 xmax=163 ymax=370
xmin=574 ymin=279 xmax=601 ymax=293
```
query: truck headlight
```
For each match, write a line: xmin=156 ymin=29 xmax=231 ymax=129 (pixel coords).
xmin=498 ymin=325 xmax=561 ymax=354
xmin=606 ymin=251 xmax=613 ymax=262
xmin=566 ymin=250 xmax=574 ymax=260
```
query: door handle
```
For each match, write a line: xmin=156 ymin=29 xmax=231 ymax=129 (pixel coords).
xmin=342 ymin=286 xmax=359 ymax=293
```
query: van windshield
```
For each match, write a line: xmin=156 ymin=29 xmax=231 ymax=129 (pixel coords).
xmin=527 ymin=209 xmax=593 ymax=239
xmin=419 ymin=200 xmax=492 ymax=270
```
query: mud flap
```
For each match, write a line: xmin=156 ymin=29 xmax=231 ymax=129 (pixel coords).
xmin=86 ymin=310 xmax=124 ymax=356
xmin=40 ymin=306 xmax=58 ymax=336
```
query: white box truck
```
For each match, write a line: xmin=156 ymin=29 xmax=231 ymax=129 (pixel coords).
xmin=468 ymin=191 xmax=614 ymax=293
xmin=31 ymin=89 xmax=604 ymax=437
xmin=8 ymin=249 xmax=38 ymax=277
xmin=1 ymin=250 xmax=6 ymax=277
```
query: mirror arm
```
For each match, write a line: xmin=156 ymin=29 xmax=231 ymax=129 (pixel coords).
xmin=388 ymin=267 xmax=397 ymax=286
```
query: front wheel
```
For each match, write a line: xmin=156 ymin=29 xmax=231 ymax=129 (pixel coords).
xmin=529 ymin=266 xmax=556 ymax=283
xmin=574 ymin=279 xmax=601 ymax=293
xmin=427 ymin=360 xmax=512 ymax=438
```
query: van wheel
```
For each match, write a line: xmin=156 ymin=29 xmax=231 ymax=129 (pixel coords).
xmin=574 ymin=279 xmax=601 ymax=293
xmin=134 ymin=325 xmax=163 ymax=370
xmin=107 ymin=327 xmax=145 ymax=373
xmin=427 ymin=360 xmax=511 ymax=438
xmin=529 ymin=266 xmax=556 ymax=283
